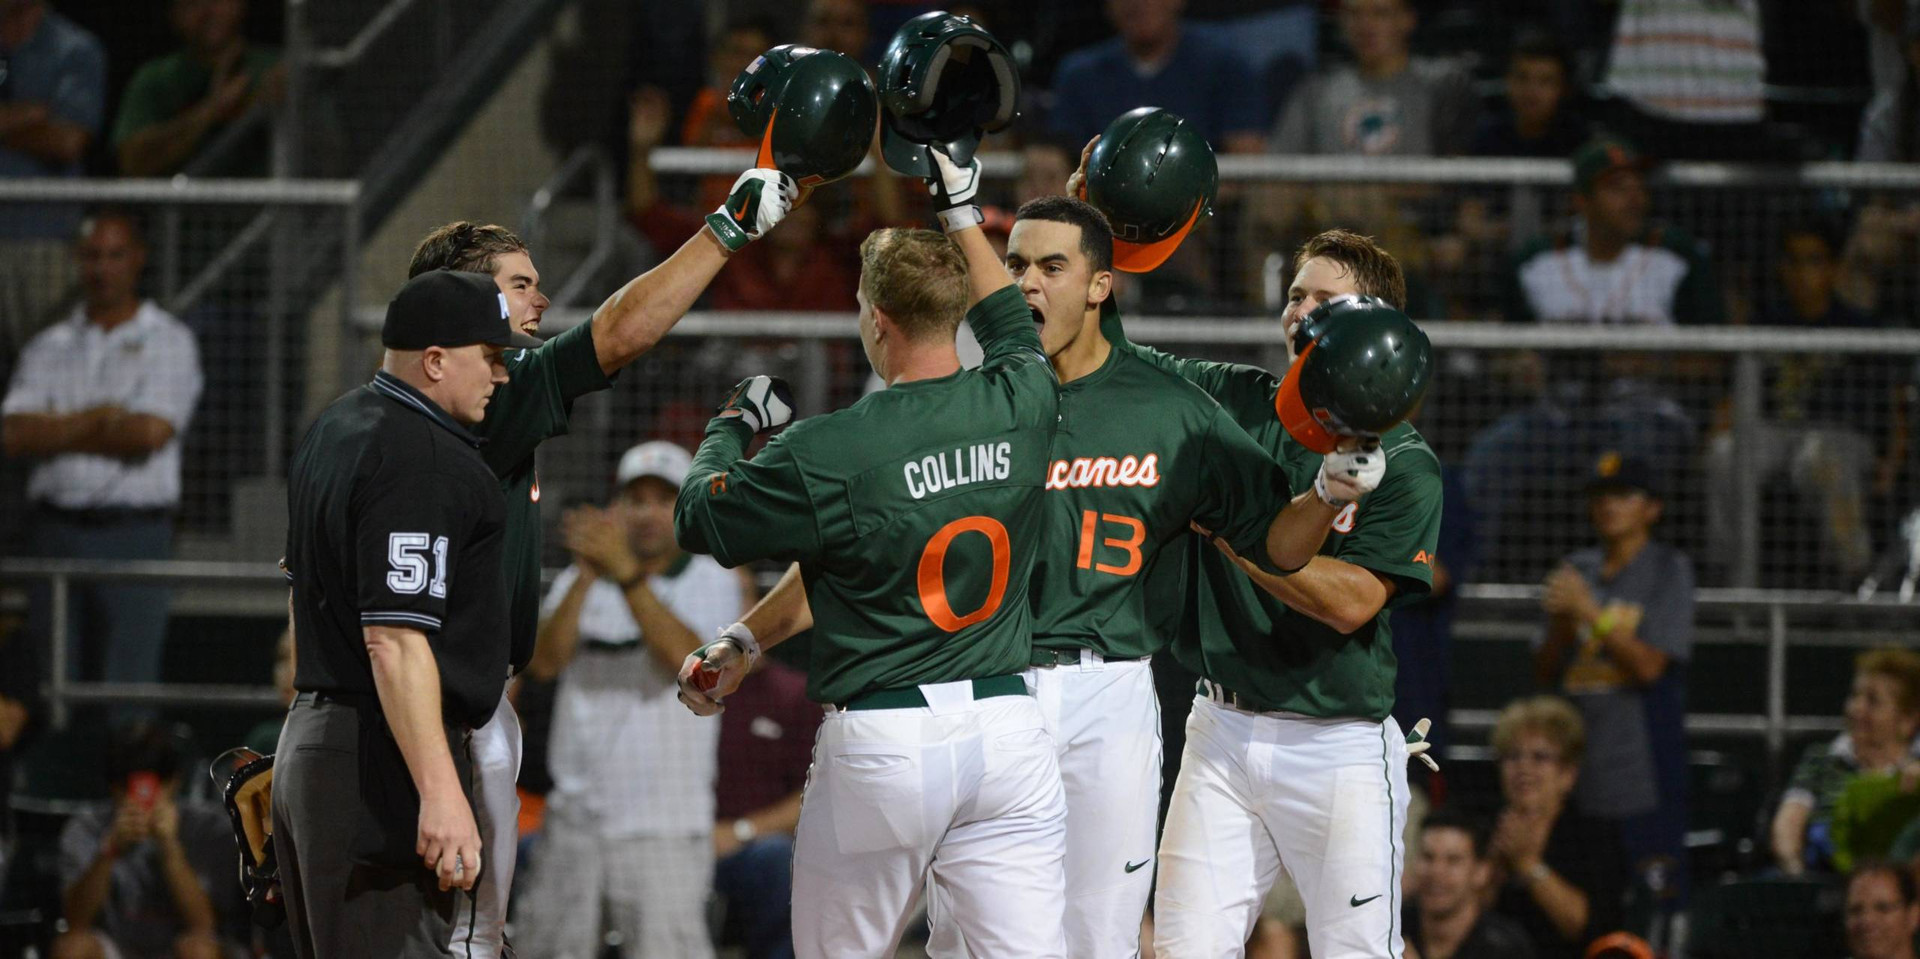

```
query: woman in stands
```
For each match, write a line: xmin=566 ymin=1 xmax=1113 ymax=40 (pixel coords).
xmin=1484 ymin=695 xmax=1628 ymax=959
xmin=1772 ymin=647 xmax=1920 ymax=875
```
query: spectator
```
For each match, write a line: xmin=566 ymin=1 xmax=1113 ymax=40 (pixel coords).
xmin=515 ymin=440 xmax=749 ymax=959
xmin=802 ymin=0 xmax=869 ymax=65
xmin=1706 ymin=223 xmax=1908 ymax=587
xmin=1486 ymin=695 xmax=1629 ymax=959
xmin=1509 ymin=137 xmax=1721 ymax=327
xmin=711 ymin=656 xmax=819 ymax=959
xmin=112 ymin=0 xmax=282 ymax=177
xmin=0 ymin=0 xmax=105 ymax=360
xmin=1470 ymin=29 xmax=1590 ymax=159
xmin=1048 ymin=0 xmax=1267 ymax=154
xmin=1599 ymin=0 xmax=1770 ymax=161
xmin=1403 ymin=809 xmax=1536 ymax=959
xmin=1845 ymin=862 xmax=1920 ymax=959
xmin=1535 ymin=452 xmax=1694 ymax=908
xmin=1271 ymin=0 xmax=1478 ymax=157
xmin=680 ymin=17 xmax=777 ymax=148
xmin=54 ymin=722 xmax=232 ymax=959
xmin=1772 ymin=647 xmax=1920 ymax=876
xmin=1 ymin=211 xmax=202 ymax=703
xmin=0 ymin=611 xmax=42 ymax=903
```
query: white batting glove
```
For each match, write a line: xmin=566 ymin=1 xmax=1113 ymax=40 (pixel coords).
xmin=715 ymin=375 xmax=794 ymax=433
xmin=1315 ymin=440 xmax=1386 ymax=507
xmin=1406 ymin=717 xmax=1439 ymax=772
xmin=926 ymin=147 xmax=983 ymax=233
xmin=675 ymin=624 xmax=759 ymax=717
xmin=705 ymin=168 xmax=801 ymax=253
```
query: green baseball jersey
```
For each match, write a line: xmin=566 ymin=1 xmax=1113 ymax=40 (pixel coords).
xmin=475 ymin=318 xmax=614 ymax=671
xmin=1031 ymin=304 xmax=1294 ymax=660
xmin=675 ymin=286 xmax=1059 ymax=705
xmin=1127 ymin=344 xmax=1443 ymax=721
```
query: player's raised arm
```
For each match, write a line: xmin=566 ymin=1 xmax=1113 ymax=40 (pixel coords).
xmin=921 ymin=147 xmax=1048 ymax=369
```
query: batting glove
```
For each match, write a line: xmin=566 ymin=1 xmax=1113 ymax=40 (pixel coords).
xmin=706 ymin=168 xmax=801 ymax=253
xmin=1315 ymin=440 xmax=1385 ymax=507
xmin=716 ymin=375 xmax=794 ymax=433
xmin=1406 ymin=717 xmax=1440 ymax=772
xmin=926 ymin=146 xmax=984 ymax=234
xmin=676 ymin=623 xmax=759 ymax=716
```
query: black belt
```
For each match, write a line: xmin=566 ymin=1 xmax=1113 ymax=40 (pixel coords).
xmin=1029 ymin=647 xmax=1143 ymax=667
xmin=582 ymin=639 xmax=641 ymax=653
xmin=293 ymin=689 xmax=379 ymax=709
xmin=1196 ymin=678 xmax=1280 ymax=714
xmin=37 ymin=504 xmax=174 ymax=526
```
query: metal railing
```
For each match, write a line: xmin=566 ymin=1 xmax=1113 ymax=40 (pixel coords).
xmin=3 ymin=559 xmax=1912 ymax=765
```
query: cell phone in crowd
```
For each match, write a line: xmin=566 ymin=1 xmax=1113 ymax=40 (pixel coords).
xmin=127 ymin=771 xmax=161 ymax=810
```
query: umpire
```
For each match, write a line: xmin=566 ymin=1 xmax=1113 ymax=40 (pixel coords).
xmin=273 ymin=269 xmax=538 ymax=958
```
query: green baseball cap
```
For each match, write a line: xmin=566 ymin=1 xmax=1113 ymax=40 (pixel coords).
xmin=1571 ymin=136 xmax=1652 ymax=194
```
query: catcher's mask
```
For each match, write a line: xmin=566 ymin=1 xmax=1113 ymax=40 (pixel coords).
xmin=877 ymin=11 xmax=1020 ymax=178
xmin=1275 ymin=294 xmax=1432 ymax=453
xmin=211 ymin=747 xmax=283 ymax=927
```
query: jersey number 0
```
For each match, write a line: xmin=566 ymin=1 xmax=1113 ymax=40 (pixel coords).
xmin=918 ymin=516 xmax=1011 ymax=632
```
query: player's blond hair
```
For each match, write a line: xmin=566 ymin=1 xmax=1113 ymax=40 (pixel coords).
xmin=1491 ymin=695 xmax=1587 ymax=768
xmin=1295 ymin=230 xmax=1408 ymax=311
xmin=1857 ymin=646 xmax=1920 ymax=717
xmin=859 ymin=228 xmax=967 ymax=342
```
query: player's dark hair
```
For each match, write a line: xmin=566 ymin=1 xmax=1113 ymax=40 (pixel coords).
xmin=1509 ymin=27 xmax=1571 ymax=77
xmin=1849 ymin=860 xmax=1920 ymax=907
xmin=1294 ymin=230 xmax=1408 ymax=310
xmin=409 ymin=221 xmax=529 ymax=279
xmin=1014 ymin=195 xmax=1114 ymax=274
xmin=105 ymin=720 xmax=186 ymax=784
xmin=1420 ymin=808 xmax=1492 ymax=861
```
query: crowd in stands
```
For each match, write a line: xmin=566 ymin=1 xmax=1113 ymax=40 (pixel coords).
xmin=4 ymin=0 xmax=1920 ymax=957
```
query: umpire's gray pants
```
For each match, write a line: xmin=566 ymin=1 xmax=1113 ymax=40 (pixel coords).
xmin=273 ymin=693 xmax=474 ymax=958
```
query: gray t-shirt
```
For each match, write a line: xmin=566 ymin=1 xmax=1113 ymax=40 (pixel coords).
xmin=1271 ymin=57 xmax=1478 ymax=156
xmin=58 ymin=800 xmax=234 ymax=958
xmin=1539 ymin=541 xmax=1696 ymax=818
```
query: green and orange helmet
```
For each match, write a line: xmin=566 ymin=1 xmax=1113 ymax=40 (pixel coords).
xmin=876 ymin=11 xmax=1021 ymax=178
xmin=1082 ymin=107 xmax=1218 ymax=273
xmin=1275 ymin=295 xmax=1433 ymax=454
xmin=727 ymin=44 xmax=878 ymax=187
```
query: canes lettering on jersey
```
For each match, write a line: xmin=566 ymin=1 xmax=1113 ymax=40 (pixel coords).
xmin=905 ymin=441 xmax=1013 ymax=499
xmin=1045 ymin=453 xmax=1162 ymax=490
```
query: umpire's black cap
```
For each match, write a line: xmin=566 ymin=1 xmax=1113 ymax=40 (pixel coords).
xmin=381 ymin=269 xmax=542 ymax=351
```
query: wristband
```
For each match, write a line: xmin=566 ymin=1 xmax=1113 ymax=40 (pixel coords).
xmin=936 ymin=204 xmax=985 ymax=234
xmin=713 ymin=622 xmax=762 ymax=668
xmin=732 ymin=818 xmax=757 ymax=843
xmin=705 ymin=210 xmax=751 ymax=253
xmin=1314 ymin=470 xmax=1351 ymax=508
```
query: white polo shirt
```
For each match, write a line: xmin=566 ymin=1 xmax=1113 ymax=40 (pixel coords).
xmin=540 ymin=554 xmax=743 ymax=838
xmin=1 ymin=301 xmax=203 ymax=509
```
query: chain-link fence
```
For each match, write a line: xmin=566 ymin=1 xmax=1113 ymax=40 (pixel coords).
xmin=0 ymin=179 xmax=360 ymax=554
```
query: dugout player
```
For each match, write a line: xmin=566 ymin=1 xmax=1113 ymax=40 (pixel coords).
xmin=671 ymin=149 xmax=1070 ymax=958
xmin=1136 ymin=233 xmax=1444 ymax=958
xmin=928 ymin=191 xmax=1388 ymax=959
xmin=397 ymin=166 xmax=796 ymax=955
xmin=273 ymin=269 xmax=538 ymax=958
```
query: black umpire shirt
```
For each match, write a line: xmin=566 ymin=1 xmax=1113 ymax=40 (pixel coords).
xmin=285 ymin=370 xmax=509 ymax=729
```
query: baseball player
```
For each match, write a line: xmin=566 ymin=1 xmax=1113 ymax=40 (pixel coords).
xmin=1129 ymin=232 xmax=1444 ymax=959
xmin=930 ymin=178 xmax=1389 ymax=959
xmin=671 ymin=149 xmax=1068 ymax=958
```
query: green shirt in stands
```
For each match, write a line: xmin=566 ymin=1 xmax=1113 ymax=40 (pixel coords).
xmin=675 ymin=286 xmax=1059 ymax=705
xmin=476 ymin=319 xmax=614 ymax=671
xmin=111 ymin=46 xmax=281 ymax=176
xmin=1127 ymin=341 xmax=1443 ymax=721
xmin=1030 ymin=304 xmax=1293 ymax=660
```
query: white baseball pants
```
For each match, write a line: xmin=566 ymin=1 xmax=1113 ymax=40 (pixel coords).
xmin=928 ymin=652 xmax=1161 ymax=959
xmin=1154 ymin=691 xmax=1410 ymax=959
xmin=452 ymin=688 xmax=521 ymax=959
xmin=790 ymin=684 xmax=1068 ymax=959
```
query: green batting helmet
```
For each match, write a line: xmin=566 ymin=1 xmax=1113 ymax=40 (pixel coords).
xmin=877 ymin=11 xmax=1020 ymax=178
xmin=1083 ymin=107 xmax=1218 ymax=273
xmin=1275 ymin=295 xmax=1433 ymax=454
xmin=728 ymin=45 xmax=878 ymax=187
